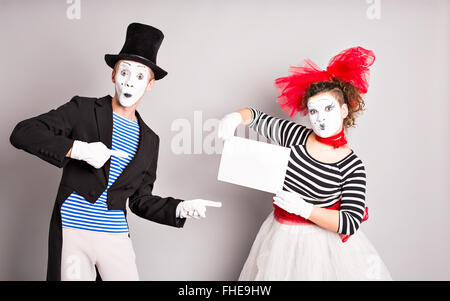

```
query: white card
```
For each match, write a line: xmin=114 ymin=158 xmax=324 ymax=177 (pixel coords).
xmin=217 ymin=136 xmax=291 ymax=193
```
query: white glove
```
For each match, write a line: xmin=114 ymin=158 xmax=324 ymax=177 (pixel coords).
xmin=273 ymin=190 xmax=314 ymax=219
xmin=217 ymin=112 xmax=242 ymax=140
xmin=70 ymin=140 xmax=129 ymax=169
xmin=176 ymin=199 xmax=222 ymax=219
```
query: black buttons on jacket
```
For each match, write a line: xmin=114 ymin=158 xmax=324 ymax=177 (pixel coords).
xmin=39 ymin=148 xmax=56 ymax=158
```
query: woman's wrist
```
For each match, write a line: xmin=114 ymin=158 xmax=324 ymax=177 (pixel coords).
xmin=237 ymin=108 xmax=253 ymax=125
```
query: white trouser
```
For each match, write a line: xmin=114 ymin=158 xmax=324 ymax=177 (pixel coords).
xmin=61 ymin=227 xmax=139 ymax=281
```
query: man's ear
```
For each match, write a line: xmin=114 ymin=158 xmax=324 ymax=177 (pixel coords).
xmin=145 ymin=78 xmax=155 ymax=92
xmin=111 ymin=69 xmax=116 ymax=83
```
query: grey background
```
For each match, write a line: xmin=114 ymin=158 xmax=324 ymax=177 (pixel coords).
xmin=1 ymin=0 xmax=449 ymax=280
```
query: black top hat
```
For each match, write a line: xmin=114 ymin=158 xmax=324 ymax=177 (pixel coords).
xmin=105 ymin=23 xmax=168 ymax=80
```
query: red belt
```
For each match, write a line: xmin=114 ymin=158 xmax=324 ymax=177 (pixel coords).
xmin=273 ymin=197 xmax=369 ymax=243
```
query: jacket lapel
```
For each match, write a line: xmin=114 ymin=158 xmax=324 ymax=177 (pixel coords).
xmin=95 ymin=95 xmax=113 ymax=182
xmin=94 ymin=95 xmax=152 ymax=188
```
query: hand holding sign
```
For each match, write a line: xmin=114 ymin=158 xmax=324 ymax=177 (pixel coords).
xmin=217 ymin=112 xmax=242 ymax=141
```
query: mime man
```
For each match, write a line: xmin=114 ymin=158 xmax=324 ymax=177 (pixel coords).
xmin=9 ymin=22 xmax=221 ymax=281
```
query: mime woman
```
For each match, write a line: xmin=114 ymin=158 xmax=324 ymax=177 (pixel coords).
xmin=218 ymin=46 xmax=392 ymax=280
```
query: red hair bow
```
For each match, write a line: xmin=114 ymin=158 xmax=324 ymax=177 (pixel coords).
xmin=274 ymin=46 xmax=376 ymax=117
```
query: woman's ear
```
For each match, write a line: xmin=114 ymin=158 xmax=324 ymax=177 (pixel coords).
xmin=145 ymin=78 xmax=155 ymax=92
xmin=341 ymin=103 xmax=349 ymax=119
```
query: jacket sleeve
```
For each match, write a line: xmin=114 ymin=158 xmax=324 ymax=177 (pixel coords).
xmin=128 ymin=135 xmax=186 ymax=228
xmin=9 ymin=96 xmax=80 ymax=168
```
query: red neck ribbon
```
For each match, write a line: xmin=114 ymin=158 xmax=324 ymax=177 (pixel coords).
xmin=315 ymin=127 xmax=348 ymax=148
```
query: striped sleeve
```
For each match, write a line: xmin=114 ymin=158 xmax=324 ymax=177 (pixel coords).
xmin=247 ymin=107 xmax=308 ymax=147
xmin=337 ymin=156 xmax=367 ymax=235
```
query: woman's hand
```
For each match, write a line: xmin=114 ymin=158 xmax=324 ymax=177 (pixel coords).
xmin=274 ymin=190 xmax=340 ymax=232
xmin=218 ymin=108 xmax=253 ymax=140
xmin=273 ymin=190 xmax=314 ymax=219
xmin=217 ymin=112 xmax=243 ymax=140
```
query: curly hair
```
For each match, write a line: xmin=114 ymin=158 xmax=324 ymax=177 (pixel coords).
xmin=302 ymin=79 xmax=366 ymax=128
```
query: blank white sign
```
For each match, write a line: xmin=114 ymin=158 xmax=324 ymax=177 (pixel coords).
xmin=217 ymin=136 xmax=291 ymax=193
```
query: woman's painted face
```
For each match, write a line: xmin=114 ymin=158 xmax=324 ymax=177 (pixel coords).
xmin=114 ymin=60 xmax=151 ymax=107
xmin=307 ymin=93 xmax=344 ymax=138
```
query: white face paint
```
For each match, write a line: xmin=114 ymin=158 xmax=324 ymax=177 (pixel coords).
xmin=307 ymin=94 xmax=343 ymax=138
xmin=114 ymin=60 xmax=151 ymax=107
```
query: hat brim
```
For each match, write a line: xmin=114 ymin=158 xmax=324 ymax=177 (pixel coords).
xmin=105 ymin=53 xmax=168 ymax=80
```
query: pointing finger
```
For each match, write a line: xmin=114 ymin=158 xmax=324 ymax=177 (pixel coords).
xmin=201 ymin=200 xmax=222 ymax=208
xmin=110 ymin=149 xmax=129 ymax=158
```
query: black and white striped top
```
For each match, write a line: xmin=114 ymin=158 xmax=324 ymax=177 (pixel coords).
xmin=248 ymin=108 xmax=367 ymax=235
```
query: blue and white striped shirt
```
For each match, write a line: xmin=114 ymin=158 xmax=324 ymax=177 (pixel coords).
xmin=61 ymin=111 xmax=140 ymax=233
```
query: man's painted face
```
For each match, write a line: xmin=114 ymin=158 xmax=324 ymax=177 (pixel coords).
xmin=307 ymin=94 xmax=343 ymax=138
xmin=114 ymin=60 xmax=151 ymax=107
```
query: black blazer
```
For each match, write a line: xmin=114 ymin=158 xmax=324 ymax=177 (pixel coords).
xmin=9 ymin=94 xmax=186 ymax=228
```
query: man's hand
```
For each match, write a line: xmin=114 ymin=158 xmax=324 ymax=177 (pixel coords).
xmin=273 ymin=190 xmax=314 ymax=219
xmin=70 ymin=140 xmax=129 ymax=168
xmin=176 ymin=199 xmax=222 ymax=219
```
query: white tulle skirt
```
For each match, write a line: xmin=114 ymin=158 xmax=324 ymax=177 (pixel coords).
xmin=239 ymin=212 xmax=392 ymax=281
